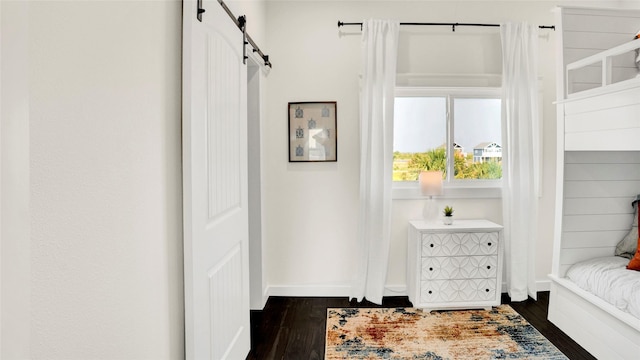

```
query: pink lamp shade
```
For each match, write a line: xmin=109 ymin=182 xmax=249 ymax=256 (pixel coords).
xmin=419 ymin=171 xmax=443 ymax=197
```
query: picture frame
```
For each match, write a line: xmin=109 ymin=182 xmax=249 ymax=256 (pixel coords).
xmin=288 ymin=101 xmax=337 ymax=162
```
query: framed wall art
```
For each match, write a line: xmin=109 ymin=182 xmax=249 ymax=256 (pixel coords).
xmin=288 ymin=101 xmax=337 ymax=162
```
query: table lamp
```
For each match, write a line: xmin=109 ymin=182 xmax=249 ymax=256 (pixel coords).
xmin=419 ymin=170 xmax=443 ymax=219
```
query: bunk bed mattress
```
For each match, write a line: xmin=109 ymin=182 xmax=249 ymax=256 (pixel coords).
xmin=566 ymin=256 xmax=640 ymax=319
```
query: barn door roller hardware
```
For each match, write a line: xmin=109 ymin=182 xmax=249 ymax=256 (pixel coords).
xmin=196 ymin=0 xmax=272 ymax=68
xmin=197 ymin=0 xmax=205 ymax=22
xmin=239 ymin=15 xmax=248 ymax=64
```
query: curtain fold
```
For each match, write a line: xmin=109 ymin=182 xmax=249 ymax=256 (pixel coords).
xmin=500 ymin=22 xmax=540 ymax=302
xmin=350 ymin=19 xmax=399 ymax=305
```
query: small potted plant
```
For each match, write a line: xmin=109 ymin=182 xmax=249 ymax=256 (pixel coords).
xmin=443 ymin=205 xmax=454 ymax=225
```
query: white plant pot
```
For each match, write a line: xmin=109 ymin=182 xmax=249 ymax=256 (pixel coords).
xmin=443 ymin=216 xmax=453 ymax=225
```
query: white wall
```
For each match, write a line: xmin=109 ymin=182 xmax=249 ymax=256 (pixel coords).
xmin=27 ymin=1 xmax=183 ymax=358
xmin=1 ymin=1 xmax=31 ymax=358
xmin=228 ymin=0 xmax=267 ymax=47
xmin=263 ymin=0 xmax=561 ymax=297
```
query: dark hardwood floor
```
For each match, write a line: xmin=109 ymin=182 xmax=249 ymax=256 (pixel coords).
xmin=247 ymin=292 xmax=596 ymax=360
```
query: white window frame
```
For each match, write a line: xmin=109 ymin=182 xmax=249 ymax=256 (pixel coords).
xmin=393 ymin=87 xmax=503 ymax=200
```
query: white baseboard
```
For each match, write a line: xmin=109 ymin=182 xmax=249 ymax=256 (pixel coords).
xmin=250 ymin=290 xmax=269 ymax=311
xmin=536 ymin=279 xmax=551 ymax=292
xmin=501 ymin=280 xmax=551 ymax=294
xmin=263 ymin=280 xmax=551 ymax=305
xmin=265 ymin=284 xmax=410 ymax=302
xmin=266 ymin=284 xmax=351 ymax=298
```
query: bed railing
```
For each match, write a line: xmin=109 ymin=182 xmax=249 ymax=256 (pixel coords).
xmin=566 ymin=38 xmax=640 ymax=98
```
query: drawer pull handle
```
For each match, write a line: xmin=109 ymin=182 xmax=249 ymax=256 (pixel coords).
xmin=487 ymin=266 xmax=491 ymax=269
xmin=428 ymin=290 xmax=432 ymax=294
xmin=485 ymin=289 xmax=490 ymax=292
xmin=487 ymin=242 xmax=492 ymax=246
xmin=429 ymin=267 xmax=433 ymax=271
xmin=430 ymin=244 xmax=434 ymax=248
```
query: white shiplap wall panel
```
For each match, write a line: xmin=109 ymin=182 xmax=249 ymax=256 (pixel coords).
xmin=565 ymin=110 xmax=640 ymax=136
xmin=563 ymin=86 xmax=640 ymax=151
xmin=560 ymin=247 xmax=616 ymax=266
xmin=564 ymin=163 xmax=640 ymax=181
xmin=562 ymin=230 xmax=628 ymax=249
xmin=559 ymin=151 xmax=640 ymax=276
xmin=563 ymin=6 xmax=640 ymax=19
xmin=563 ymin=214 xmax=631 ymax=232
xmin=563 ymin=197 xmax=631 ymax=215
xmin=562 ymin=8 xmax=640 ymax=95
xmin=563 ymin=31 xmax=635 ymax=52
xmin=563 ymin=13 xmax=640 ymax=34
xmin=569 ymin=83 xmax=600 ymax=94
xmin=568 ymin=56 xmax=636 ymax=71
xmin=565 ymin=151 xmax=640 ymax=163
xmin=564 ymin=180 xmax=640 ymax=198
xmin=567 ymin=66 xmax=637 ymax=87
xmin=564 ymin=48 xmax=602 ymax=64
xmin=566 ymin=130 xmax=640 ymax=151
xmin=565 ymin=90 xmax=640 ymax=115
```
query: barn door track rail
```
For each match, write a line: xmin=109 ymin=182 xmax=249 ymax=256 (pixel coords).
xmin=197 ymin=0 xmax=272 ymax=68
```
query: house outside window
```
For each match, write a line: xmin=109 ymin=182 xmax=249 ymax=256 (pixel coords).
xmin=393 ymin=87 xmax=502 ymax=193
xmin=473 ymin=142 xmax=502 ymax=163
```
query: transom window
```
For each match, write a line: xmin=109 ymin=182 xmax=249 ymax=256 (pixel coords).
xmin=393 ymin=87 xmax=502 ymax=185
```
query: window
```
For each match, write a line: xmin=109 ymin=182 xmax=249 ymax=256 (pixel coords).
xmin=393 ymin=88 xmax=502 ymax=186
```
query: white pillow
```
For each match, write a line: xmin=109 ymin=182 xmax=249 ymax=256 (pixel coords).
xmin=616 ymin=203 xmax=639 ymax=259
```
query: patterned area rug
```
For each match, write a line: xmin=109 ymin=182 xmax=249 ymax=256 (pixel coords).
xmin=325 ymin=305 xmax=568 ymax=359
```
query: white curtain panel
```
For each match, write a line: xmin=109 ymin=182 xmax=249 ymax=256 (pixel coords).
xmin=350 ymin=19 xmax=399 ymax=304
xmin=500 ymin=22 xmax=540 ymax=302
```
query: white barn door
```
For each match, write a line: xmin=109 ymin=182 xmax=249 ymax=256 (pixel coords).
xmin=182 ymin=0 xmax=250 ymax=359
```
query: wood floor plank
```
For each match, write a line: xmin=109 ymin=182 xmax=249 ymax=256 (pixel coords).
xmin=247 ymin=292 xmax=595 ymax=360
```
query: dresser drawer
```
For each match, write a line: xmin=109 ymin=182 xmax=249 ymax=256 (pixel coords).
xmin=421 ymin=255 xmax=498 ymax=280
xmin=421 ymin=232 xmax=498 ymax=257
xmin=420 ymin=279 xmax=497 ymax=303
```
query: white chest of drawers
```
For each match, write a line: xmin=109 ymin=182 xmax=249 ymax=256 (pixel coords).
xmin=407 ymin=219 xmax=504 ymax=311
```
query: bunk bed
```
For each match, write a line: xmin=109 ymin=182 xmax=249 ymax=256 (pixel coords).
xmin=549 ymin=7 xmax=640 ymax=360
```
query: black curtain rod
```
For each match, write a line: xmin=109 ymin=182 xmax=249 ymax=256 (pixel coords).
xmin=338 ymin=21 xmax=555 ymax=32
